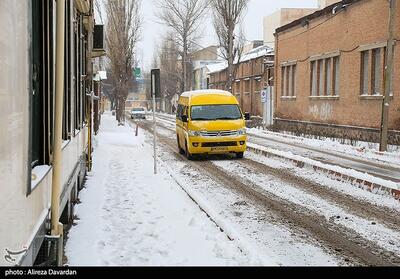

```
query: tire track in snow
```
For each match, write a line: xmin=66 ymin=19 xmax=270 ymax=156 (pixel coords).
xmin=135 ymin=118 xmax=400 ymax=266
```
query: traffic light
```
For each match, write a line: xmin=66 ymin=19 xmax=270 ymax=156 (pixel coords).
xmin=151 ymin=69 xmax=160 ymax=98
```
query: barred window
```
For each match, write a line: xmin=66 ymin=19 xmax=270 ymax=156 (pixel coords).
xmin=310 ymin=56 xmax=340 ymax=97
xmin=281 ymin=64 xmax=296 ymax=97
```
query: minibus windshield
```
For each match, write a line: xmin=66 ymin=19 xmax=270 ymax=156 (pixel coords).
xmin=191 ymin=105 xmax=242 ymax=121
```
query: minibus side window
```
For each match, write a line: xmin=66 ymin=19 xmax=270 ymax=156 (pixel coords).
xmin=177 ymin=104 xmax=183 ymax=120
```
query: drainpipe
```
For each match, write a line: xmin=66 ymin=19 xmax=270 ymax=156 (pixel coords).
xmin=86 ymin=12 xmax=94 ymax=171
xmin=51 ymin=0 xmax=65 ymax=238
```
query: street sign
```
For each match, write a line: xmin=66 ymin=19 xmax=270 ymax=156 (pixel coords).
xmin=261 ymin=89 xmax=267 ymax=103
xmin=134 ymin=67 xmax=141 ymax=78
xmin=151 ymin=69 xmax=160 ymax=98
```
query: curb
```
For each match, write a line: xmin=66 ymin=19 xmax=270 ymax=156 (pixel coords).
xmin=247 ymin=146 xmax=400 ymax=201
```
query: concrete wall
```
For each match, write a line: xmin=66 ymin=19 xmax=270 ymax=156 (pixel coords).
xmin=263 ymin=8 xmax=318 ymax=47
xmin=318 ymin=0 xmax=341 ymax=9
xmin=0 ymin=0 xmax=52 ymax=266
xmin=275 ymin=0 xmax=400 ymax=139
xmin=0 ymin=0 xmax=92 ymax=265
xmin=191 ymin=46 xmax=218 ymax=61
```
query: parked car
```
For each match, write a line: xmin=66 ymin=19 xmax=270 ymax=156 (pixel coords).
xmin=131 ymin=107 xmax=146 ymax=119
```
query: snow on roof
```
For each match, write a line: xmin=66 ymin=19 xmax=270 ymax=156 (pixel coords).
xmin=238 ymin=45 xmax=274 ymax=63
xmin=207 ymin=62 xmax=228 ymax=74
xmin=180 ymin=89 xmax=232 ymax=98
xmin=207 ymin=46 xmax=275 ymax=74
xmin=193 ymin=60 xmax=224 ymax=71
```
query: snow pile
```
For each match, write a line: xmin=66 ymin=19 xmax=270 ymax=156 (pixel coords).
xmin=247 ymin=142 xmax=400 ymax=191
xmin=248 ymin=128 xmax=400 ymax=166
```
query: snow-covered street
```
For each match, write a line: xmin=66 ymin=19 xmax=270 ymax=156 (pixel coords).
xmin=65 ymin=113 xmax=259 ymax=266
xmin=64 ymin=112 xmax=400 ymax=267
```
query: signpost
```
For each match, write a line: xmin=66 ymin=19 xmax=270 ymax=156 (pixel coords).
xmin=261 ymin=87 xmax=274 ymax=127
xmin=261 ymin=89 xmax=267 ymax=103
xmin=151 ymin=69 xmax=160 ymax=174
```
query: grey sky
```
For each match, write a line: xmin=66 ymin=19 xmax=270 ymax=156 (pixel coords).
xmin=135 ymin=0 xmax=319 ymax=69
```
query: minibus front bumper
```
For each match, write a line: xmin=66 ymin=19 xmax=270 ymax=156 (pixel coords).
xmin=187 ymin=135 xmax=247 ymax=154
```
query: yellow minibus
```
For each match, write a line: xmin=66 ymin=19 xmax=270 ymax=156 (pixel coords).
xmin=176 ymin=90 xmax=250 ymax=160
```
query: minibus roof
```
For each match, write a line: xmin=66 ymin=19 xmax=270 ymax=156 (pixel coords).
xmin=181 ymin=90 xmax=233 ymax=98
xmin=180 ymin=90 xmax=237 ymax=106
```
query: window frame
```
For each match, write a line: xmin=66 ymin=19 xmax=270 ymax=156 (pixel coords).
xmin=310 ymin=55 xmax=340 ymax=98
xmin=281 ymin=62 xmax=297 ymax=98
xmin=29 ymin=0 xmax=54 ymax=196
xmin=360 ymin=46 xmax=386 ymax=97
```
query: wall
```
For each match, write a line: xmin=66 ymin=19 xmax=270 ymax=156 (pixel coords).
xmin=0 ymin=0 xmax=52 ymax=266
xmin=275 ymin=0 xmax=400 ymax=143
xmin=191 ymin=46 xmax=218 ymax=61
xmin=263 ymin=8 xmax=318 ymax=47
xmin=318 ymin=0 xmax=341 ymax=9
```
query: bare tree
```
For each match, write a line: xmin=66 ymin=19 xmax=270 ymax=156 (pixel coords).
xmin=155 ymin=0 xmax=208 ymax=92
xmin=105 ymin=0 xmax=142 ymax=124
xmin=158 ymin=33 xmax=182 ymax=112
xmin=210 ymin=0 xmax=249 ymax=91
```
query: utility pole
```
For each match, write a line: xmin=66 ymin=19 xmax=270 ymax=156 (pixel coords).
xmin=380 ymin=0 xmax=397 ymax=152
xmin=151 ymin=69 xmax=161 ymax=174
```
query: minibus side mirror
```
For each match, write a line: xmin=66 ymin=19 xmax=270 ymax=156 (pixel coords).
xmin=244 ymin=113 xmax=251 ymax=121
xmin=182 ymin=115 xmax=188 ymax=123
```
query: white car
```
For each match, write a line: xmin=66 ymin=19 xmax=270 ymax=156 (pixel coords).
xmin=131 ymin=107 xmax=146 ymax=119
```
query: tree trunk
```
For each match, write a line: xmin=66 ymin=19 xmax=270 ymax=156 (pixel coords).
xmin=227 ymin=24 xmax=234 ymax=92
xmin=183 ymin=37 xmax=188 ymax=92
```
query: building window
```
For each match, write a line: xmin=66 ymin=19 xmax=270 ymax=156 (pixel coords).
xmin=244 ymin=80 xmax=250 ymax=93
xmin=372 ymin=48 xmax=382 ymax=95
xmin=361 ymin=51 xmax=370 ymax=95
xmin=63 ymin=0 xmax=72 ymax=140
xmin=31 ymin=0 xmax=53 ymax=169
xmin=281 ymin=64 xmax=296 ymax=97
xmin=325 ymin=58 xmax=332 ymax=96
xmin=254 ymin=78 xmax=261 ymax=92
xmin=318 ymin=60 xmax=324 ymax=96
xmin=311 ymin=61 xmax=317 ymax=96
xmin=361 ymin=47 xmax=385 ymax=96
xmin=310 ymin=56 xmax=340 ymax=97
xmin=333 ymin=57 xmax=340 ymax=96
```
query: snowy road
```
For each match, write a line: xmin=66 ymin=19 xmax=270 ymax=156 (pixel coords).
xmin=65 ymin=112 xmax=400 ymax=266
xmin=155 ymin=113 xmax=400 ymax=184
xmin=136 ymin=115 xmax=400 ymax=266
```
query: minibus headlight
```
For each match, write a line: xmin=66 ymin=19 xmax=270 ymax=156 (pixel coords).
xmin=188 ymin=130 xmax=201 ymax=137
xmin=237 ymin=128 xmax=247 ymax=135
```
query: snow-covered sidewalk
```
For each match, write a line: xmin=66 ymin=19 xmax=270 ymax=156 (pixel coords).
xmin=65 ymin=113 xmax=254 ymax=266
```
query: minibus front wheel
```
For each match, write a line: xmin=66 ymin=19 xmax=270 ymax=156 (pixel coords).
xmin=177 ymin=136 xmax=185 ymax=155
xmin=185 ymin=141 xmax=194 ymax=160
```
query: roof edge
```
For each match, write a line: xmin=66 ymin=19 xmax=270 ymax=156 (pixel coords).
xmin=276 ymin=0 xmax=361 ymax=34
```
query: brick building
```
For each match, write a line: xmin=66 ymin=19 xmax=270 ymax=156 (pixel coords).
xmin=209 ymin=46 xmax=274 ymax=117
xmin=274 ymin=0 xmax=400 ymax=144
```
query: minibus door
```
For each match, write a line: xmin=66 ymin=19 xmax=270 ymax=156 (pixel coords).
xmin=182 ymin=106 xmax=189 ymax=133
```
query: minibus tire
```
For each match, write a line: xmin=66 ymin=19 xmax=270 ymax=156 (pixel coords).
xmin=177 ymin=136 xmax=185 ymax=155
xmin=185 ymin=141 xmax=194 ymax=160
xmin=236 ymin=152 xmax=244 ymax=159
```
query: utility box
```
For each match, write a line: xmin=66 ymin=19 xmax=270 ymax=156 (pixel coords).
xmin=93 ymin=25 xmax=104 ymax=50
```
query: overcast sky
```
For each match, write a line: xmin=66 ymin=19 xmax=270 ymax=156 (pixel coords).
xmin=133 ymin=0 xmax=319 ymax=69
